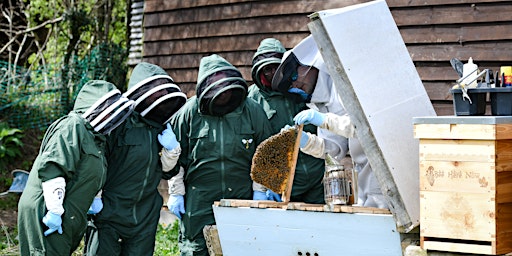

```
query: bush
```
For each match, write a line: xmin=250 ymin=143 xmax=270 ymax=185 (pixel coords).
xmin=154 ymin=221 xmax=180 ymax=256
xmin=0 ymin=123 xmax=24 ymax=164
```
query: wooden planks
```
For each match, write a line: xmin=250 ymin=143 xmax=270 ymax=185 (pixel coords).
xmin=144 ymin=0 xmax=367 ymax=15
xmin=144 ymin=16 xmax=311 ymax=41
xmin=414 ymin=123 xmax=512 ymax=140
xmin=400 ymin=24 xmax=512 ymax=44
xmin=214 ymin=199 xmax=392 ymax=214
xmin=387 ymin=0 xmax=512 ymax=7
xmin=203 ymin=225 xmax=223 ymax=256
xmin=391 ymin=3 xmax=512 ymax=26
xmin=143 ymin=34 xmax=308 ymax=56
xmin=409 ymin=44 xmax=512 ymax=63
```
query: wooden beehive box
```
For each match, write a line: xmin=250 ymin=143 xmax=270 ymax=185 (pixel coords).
xmin=413 ymin=116 xmax=512 ymax=255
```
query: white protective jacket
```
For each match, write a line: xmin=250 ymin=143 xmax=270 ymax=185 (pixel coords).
xmin=290 ymin=36 xmax=388 ymax=209
xmin=285 ymin=35 xmax=349 ymax=161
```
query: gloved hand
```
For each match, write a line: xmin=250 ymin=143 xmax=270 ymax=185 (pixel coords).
xmin=158 ymin=123 xmax=179 ymax=151
xmin=253 ymin=191 xmax=267 ymax=200
xmin=299 ymin=130 xmax=309 ymax=148
xmin=281 ymin=124 xmax=293 ymax=133
xmin=168 ymin=194 xmax=185 ymax=220
xmin=87 ymin=197 xmax=103 ymax=215
xmin=265 ymin=190 xmax=282 ymax=202
xmin=288 ymin=88 xmax=311 ymax=101
xmin=42 ymin=211 xmax=63 ymax=236
xmin=253 ymin=190 xmax=282 ymax=202
xmin=281 ymin=125 xmax=309 ymax=148
xmin=294 ymin=109 xmax=326 ymax=127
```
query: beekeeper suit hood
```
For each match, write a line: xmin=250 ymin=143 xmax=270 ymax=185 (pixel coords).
xmin=271 ymin=35 xmax=332 ymax=104
xmin=196 ymin=54 xmax=248 ymax=116
xmin=251 ymin=38 xmax=286 ymax=90
xmin=79 ymin=80 xmax=134 ymax=135
xmin=125 ymin=62 xmax=187 ymax=124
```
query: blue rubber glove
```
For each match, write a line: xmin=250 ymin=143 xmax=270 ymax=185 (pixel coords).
xmin=42 ymin=211 xmax=63 ymax=236
xmin=253 ymin=191 xmax=267 ymax=200
xmin=266 ymin=190 xmax=282 ymax=202
xmin=168 ymin=194 xmax=185 ymax=220
xmin=87 ymin=197 xmax=103 ymax=215
xmin=253 ymin=190 xmax=282 ymax=202
xmin=294 ymin=109 xmax=326 ymax=127
xmin=288 ymin=88 xmax=311 ymax=102
xmin=158 ymin=123 xmax=179 ymax=150
xmin=299 ymin=131 xmax=309 ymax=148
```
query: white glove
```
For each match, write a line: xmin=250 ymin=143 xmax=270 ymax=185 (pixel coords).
xmin=42 ymin=177 xmax=66 ymax=215
xmin=42 ymin=177 xmax=66 ymax=236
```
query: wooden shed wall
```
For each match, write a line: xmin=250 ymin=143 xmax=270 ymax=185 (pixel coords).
xmin=139 ymin=0 xmax=512 ymax=115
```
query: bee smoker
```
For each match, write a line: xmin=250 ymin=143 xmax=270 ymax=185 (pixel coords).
xmin=323 ymin=155 xmax=353 ymax=205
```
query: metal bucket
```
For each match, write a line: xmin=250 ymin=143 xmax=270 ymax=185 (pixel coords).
xmin=323 ymin=164 xmax=352 ymax=205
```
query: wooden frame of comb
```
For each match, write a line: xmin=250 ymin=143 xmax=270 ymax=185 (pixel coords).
xmin=281 ymin=124 xmax=303 ymax=203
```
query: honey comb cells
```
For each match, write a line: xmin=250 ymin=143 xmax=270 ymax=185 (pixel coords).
xmin=251 ymin=127 xmax=298 ymax=193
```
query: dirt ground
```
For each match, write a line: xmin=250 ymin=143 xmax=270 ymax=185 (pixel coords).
xmin=1 ymin=128 xmax=43 ymax=231
xmin=0 ymin=209 xmax=18 ymax=230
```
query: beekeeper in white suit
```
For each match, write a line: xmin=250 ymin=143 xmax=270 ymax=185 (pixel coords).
xmin=272 ymin=35 xmax=388 ymax=209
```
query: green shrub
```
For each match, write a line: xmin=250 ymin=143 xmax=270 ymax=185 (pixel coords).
xmin=154 ymin=221 xmax=180 ymax=256
xmin=0 ymin=123 xmax=24 ymax=161
xmin=0 ymin=122 xmax=24 ymax=193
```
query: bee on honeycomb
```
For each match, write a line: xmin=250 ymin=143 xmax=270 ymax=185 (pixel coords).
xmin=251 ymin=126 xmax=298 ymax=193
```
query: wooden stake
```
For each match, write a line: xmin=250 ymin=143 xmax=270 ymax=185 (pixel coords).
xmin=282 ymin=124 xmax=303 ymax=203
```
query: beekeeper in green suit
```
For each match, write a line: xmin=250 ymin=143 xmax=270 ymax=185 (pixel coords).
xmin=94 ymin=62 xmax=186 ymax=255
xmin=17 ymin=80 xmax=134 ymax=256
xmin=247 ymin=38 xmax=329 ymax=203
xmin=166 ymin=54 xmax=272 ymax=255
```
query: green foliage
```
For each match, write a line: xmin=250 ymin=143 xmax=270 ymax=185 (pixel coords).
xmin=0 ymin=61 xmax=68 ymax=129
xmin=25 ymin=0 xmax=127 ymax=68
xmin=154 ymin=221 xmax=181 ymax=256
xmin=108 ymin=1 xmax=128 ymax=45
xmin=0 ymin=122 xmax=25 ymax=193
xmin=2 ymin=0 xmax=129 ymax=130
xmin=0 ymin=122 xmax=24 ymax=170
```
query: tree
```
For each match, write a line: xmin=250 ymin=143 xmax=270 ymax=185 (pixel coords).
xmin=1 ymin=0 xmax=129 ymax=120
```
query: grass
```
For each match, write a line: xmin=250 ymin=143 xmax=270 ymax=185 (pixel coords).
xmin=0 ymin=219 xmax=181 ymax=255
xmin=154 ymin=221 xmax=181 ymax=256
xmin=0 ymin=217 xmax=18 ymax=256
